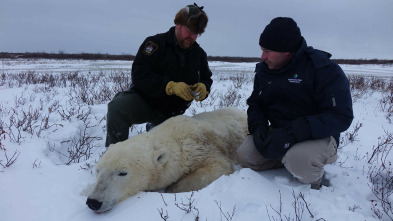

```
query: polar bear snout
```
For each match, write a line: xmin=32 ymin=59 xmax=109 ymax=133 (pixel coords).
xmin=86 ymin=198 xmax=103 ymax=211
xmin=86 ymin=167 xmax=132 ymax=213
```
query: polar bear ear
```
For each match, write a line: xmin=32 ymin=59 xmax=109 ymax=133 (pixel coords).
xmin=153 ymin=149 xmax=168 ymax=167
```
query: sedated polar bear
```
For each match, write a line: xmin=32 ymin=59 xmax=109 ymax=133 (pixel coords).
xmin=86 ymin=107 xmax=248 ymax=213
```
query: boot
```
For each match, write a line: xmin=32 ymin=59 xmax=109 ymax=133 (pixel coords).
xmin=311 ymin=173 xmax=331 ymax=190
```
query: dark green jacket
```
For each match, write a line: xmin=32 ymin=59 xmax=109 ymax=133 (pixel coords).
xmin=130 ymin=27 xmax=213 ymax=116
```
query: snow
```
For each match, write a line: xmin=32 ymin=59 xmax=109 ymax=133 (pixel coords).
xmin=0 ymin=59 xmax=392 ymax=221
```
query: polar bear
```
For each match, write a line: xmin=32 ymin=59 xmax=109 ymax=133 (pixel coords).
xmin=86 ymin=107 xmax=248 ymax=213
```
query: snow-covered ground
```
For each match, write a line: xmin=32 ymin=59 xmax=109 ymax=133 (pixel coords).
xmin=0 ymin=59 xmax=392 ymax=221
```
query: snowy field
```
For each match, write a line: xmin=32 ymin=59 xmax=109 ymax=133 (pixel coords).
xmin=0 ymin=59 xmax=393 ymax=221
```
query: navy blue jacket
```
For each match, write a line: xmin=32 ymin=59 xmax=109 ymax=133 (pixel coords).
xmin=130 ymin=27 xmax=213 ymax=116
xmin=247 ymin=38 xmax=353 ymax=146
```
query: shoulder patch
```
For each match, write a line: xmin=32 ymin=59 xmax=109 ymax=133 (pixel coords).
xmin=143 ymin=41 xmax=158 ymax=55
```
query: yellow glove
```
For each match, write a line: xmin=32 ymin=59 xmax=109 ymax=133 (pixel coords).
xmin=190 ymin=83 xmax=208 ymax=101
xmin=165 ymin=81 xmax=194 ymax=101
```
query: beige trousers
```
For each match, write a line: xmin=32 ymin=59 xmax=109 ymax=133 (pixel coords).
xmin=236 ymin=135 xmax=337 ymax=184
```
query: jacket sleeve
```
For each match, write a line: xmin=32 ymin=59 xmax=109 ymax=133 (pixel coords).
xmin=131 ymin=37 xmax=169 ymax=99
xmin=307 ymin=62 xmax=354 ymax=139
xmin=246 ymin=64 xmax=269 ymax=134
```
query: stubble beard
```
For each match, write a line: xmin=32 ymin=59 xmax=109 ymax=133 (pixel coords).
xmin=180 ymin=37 xmax=195 ymax=49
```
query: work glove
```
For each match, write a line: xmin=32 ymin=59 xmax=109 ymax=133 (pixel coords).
xmin=189 ymin=83 xmax=208 ymax=101
xmin=252 ymin=127 xmax=269 ymax=154
xmin=260 ymin=127 xmax=297 ymax=160
xmin=165 ymin=81 xmax=194 ymax=101
xmin=260 ymin=117 xmax=311 ymax=160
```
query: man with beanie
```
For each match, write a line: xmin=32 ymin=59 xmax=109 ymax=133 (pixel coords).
xmin=105 ymin=3 xmax=212 ymax=147
xmin=237 ymin=17 xmax=353 ymax=189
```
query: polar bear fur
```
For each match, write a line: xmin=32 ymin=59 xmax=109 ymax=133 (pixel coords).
xmin=86 ymin=107 xmax=247 ymax=213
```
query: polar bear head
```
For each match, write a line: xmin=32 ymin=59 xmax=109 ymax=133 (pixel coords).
xmin=86 ymin=134 xmax=172 ymax=213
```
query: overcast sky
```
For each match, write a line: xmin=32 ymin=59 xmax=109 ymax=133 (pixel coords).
xmin=1 ymin=0 xmax=392 ymax=59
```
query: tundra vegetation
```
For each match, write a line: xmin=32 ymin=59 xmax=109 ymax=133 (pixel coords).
xmin=0 ymin=55 xmax=392 ymax=220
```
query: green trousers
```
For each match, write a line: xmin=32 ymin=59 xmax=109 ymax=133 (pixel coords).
xmin=105 ymin=91 xmax=171 ymax=147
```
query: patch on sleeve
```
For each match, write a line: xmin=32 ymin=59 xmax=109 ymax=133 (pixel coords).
xmin=143 ymin=41 xmax=158 ymax=55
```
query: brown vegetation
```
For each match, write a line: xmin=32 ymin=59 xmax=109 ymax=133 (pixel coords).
xmin=1 ymin=52 xmax=392 ymax=64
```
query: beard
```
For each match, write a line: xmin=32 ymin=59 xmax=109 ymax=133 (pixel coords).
xmin=179 ymin=37 xmax=195 ymax=49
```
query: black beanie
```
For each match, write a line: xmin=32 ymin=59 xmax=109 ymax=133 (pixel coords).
xmin=259 ymin=17 xmax=302 ymax=52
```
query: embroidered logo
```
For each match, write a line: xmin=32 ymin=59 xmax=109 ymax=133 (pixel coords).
xmin=288 ymin=73 xmax=302 ymax=84
xmin=143 ymin=41 xmax=158 ymax=55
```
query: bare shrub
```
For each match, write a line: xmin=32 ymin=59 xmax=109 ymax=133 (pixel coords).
xmin=8 ymin=71 xmax=59 ymax=88
xmin=35 ymin=102 xmax=61 ymax=138
xmin=266 ymin=190 xmax=324 ymax=221
xmin=3 ymin=70 xmax=114 ymax=106
xmin=215 ymin=200 xmax=236 ymax=221
xmin=369 ymin=76 xmax=387 ymax=91
xmin=48 ymin=127 xmax=101 ymax=165
xmin=46 ymin=103 xmax=104 ymax=165
xmin=218 ymin=86 xmax=243 ymax=108
xmin=0 ymin=129 xmax=5 ymax=150
xmin=158 ymin=208 xmax=169 ymax=221
xmin=58 ymin=105 xmax=92 ymax=122
xmin=48 ymin=118 xmax=102 ymax=165
xmin=0 ymin=72 xmax=6 ymax=86
xmin=4 ymin=98 xmax=60 ymax=141
xmin=20 ymin=105 xmax=41 ymax=134
xmin=174 ymin=191 xmax=198 ymax=214
xmin=229 ymin=72 xmax=246 ymax=89
xmin=368 ymin=166 xmax=393 ymax=220
xmin=32 ymin=158 xmax=41 ymax=168
xmin=386 ymin=79 xmax=393 ymax=92
xmin=158 ymin=191 xmax=201 ymax=221
xmin=109 ymin=71 xmax=132 ymax=92
xmin=367 ymin=130 xmax=393 ymax=164
xmin=5 ymin=109 xmax=25 ymax=144
xmin=348 ymin=76 xmax=393 ymax=102
xmin=64 ymin=122 xmax=101 ymax=165
xmin=348 ymin=75 xmax=366 ymax=90
xmin=349 ymin=205 xmax=361 ymax=212
xmin=380 ymin=89 xmax=393 ymax=123
xmin=349 ymin=75 xmax=393 ymax=92
xmin=340 ymin=121 xmax=363 ymax=148
xmin=93 ymin=80 xmax=113 ymax=103
xmin=348 ymin=75 xmax=370 ymax=101
xmin=66 ymin=71 xmax=123 ymax=105
xmin=367 ymin=130 xmax=393 ymax=220
xmin=0 ymin=149 xmax=20 ymax=168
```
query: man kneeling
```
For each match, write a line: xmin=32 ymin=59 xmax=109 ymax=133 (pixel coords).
xmin=237 ymin=17 xmax=353 ymax=189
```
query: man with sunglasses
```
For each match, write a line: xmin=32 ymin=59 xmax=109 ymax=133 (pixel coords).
xmin=105 ymin=3 xmax=212 ymax=147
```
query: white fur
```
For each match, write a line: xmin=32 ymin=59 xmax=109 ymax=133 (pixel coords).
xmin=87 ymin=107 xmax=247 ymax=213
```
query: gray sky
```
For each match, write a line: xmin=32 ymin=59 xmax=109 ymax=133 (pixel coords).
xmin=1 ymin=0 xmax=392 ymax=59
